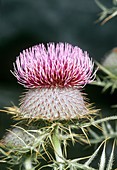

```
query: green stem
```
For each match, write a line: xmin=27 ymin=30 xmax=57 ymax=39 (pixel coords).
xmin=82 ymin=116 xmax=117 ymax=128
xmin=24 ymin=157 xmax=34 ymax=170
xmin=52 ymin=126 xmax=64 ymax=170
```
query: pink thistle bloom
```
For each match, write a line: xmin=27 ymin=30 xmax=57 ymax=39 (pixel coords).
xmin=13 ymin=43 xmax=95 ymax=88
xmin=12 ymin=43 xmax=96 ymax=120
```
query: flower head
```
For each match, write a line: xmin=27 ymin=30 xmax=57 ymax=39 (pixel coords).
xmin=102 ymin=47 xmax=117 ymax=74
xmin=13 ymin=43 xmax=94 ymax=88
xmin=1 ymin=126 xmax=38 ymax=149
xmin=12 ymin=43 xmax=96 ymax=121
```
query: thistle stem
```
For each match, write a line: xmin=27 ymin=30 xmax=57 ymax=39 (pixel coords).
xmin=24 ymin=157 xmax=34 ymax=170
xmin=52 ymin=126 xmax=64 ymax=170
xmin=82 ymin=116 xmax=117 ymax=128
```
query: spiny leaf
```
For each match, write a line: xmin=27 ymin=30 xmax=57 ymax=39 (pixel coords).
xmin=106 ymin=122 xmax=114 ymax=134
xmin=102 ymin=122 xmax=108 ymax=137
xmin=101 ymin=10 xmax=117 ymax=25
xmin=99 ymin=142 xmax=106 ymax=170
xmin=85 ymin=141 xmax=104 ymax=166
xmin=88 ymin=128 xmax=99 ymax=139
xmin=95 ymin=0 xmax=108 ymax=11
xmin=106 ymin=141 xmax=115 ymax=170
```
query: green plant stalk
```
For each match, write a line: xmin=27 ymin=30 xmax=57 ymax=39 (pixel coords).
xmin=24 ymin=157 xmax=34 ymax=170
xmin=52 ymin=126 xmax=64 ymax=170
xmin=81 ymin=116 xmax=117 ymax=128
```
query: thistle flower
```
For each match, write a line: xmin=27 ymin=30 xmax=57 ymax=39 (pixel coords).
xmin=13 ymin=43 xmax=94 ymax=88
xmin=12 ymin=43 xmax=95 ymax=120
xmin=102 ymin=47 xmax=117 ymax=74
xmin=0 ymin=125 xmax=45 ymax=168
xmin=1 ymin=126 xmax=38 ymax=149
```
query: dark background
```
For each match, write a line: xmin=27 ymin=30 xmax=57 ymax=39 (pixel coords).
xmin=0 ymin=0 xmax=117 ymax=169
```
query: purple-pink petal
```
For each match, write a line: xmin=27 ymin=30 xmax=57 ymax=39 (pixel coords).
xmin=12 ymin=43 xmax=95 ymax=88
